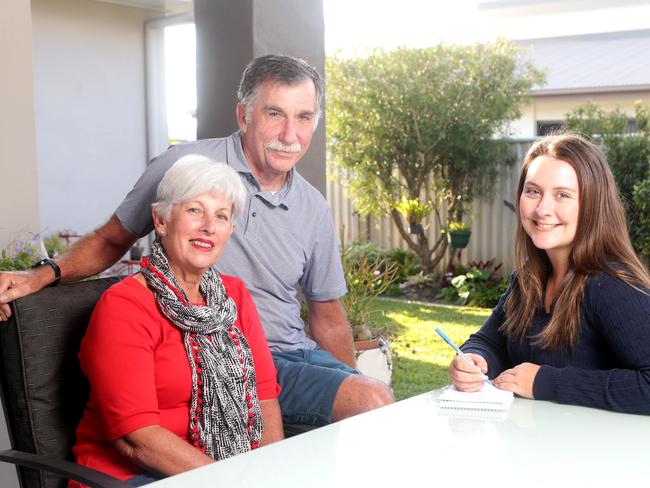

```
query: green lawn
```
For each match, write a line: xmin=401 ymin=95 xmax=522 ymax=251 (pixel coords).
xmin=372 ymin=298 xmax=491 ymax=401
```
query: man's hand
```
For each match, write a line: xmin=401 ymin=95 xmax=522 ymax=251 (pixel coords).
xmin=308 ymin=299 xmax=356 ymax=368
xmin=0 ymin=265 xmax=56 ymax=321
xmin=0 ymin=214 xmax=136 ymax=322
xmin=493 ymin=362 xmax=541 ymax=399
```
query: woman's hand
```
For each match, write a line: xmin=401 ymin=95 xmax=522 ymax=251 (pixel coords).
xmin=448 ymin=353 xmax=489 ymax=392
xmin=493 ymin=362 xmax=541 ymax=398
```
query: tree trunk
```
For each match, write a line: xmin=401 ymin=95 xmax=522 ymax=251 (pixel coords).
xmin=389 ymin=209 xmax=449 ymax=274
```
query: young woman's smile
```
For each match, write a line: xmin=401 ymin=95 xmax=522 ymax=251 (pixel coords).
xmin=519 ymin=155 xmax=580 ymax=264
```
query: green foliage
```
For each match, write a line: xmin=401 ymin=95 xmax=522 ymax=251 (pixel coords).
xmin=328 ymin=40 xmax=544 ymax=272
xmin=342 ymin=241 xmax=386 ymax=267
xmin=385 ymin=248 xmax=422 ymax=283
xmin=44 ymin=233 xmax=68 ymax=258
xmin=439 ymin=259 xmax=507 ymax=307
xmin=446 ymin=221 xmax=470 ymax=233
xmin=565 ymin=101 xmax=650 ymax=263
xmin=0 ymin=241 xmax=42 ymax=271
xmin=341 ymin=242 xmax=399 ymax=337
xmin=343 ymin=242 xmax=422 ymax=283
xmin=403 ymin=272 xmax=438 ymax=290
xmin=395 ymin=198 xmax=434 ymax=223
xmin=632 ymin=178 xmax=650 ymax=263
xmin=565 ymin=101 xmax=650 ymax=197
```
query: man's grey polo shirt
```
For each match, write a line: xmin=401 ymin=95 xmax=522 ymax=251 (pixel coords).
xmin=115 ymin=132 xmax=347 ymax=351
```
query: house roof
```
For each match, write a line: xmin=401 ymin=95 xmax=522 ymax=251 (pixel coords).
xmin=516 ymin=29 xmax=650 ymax=95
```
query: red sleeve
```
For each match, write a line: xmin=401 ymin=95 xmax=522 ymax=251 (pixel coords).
xmin=222 ymin=276 xmax=281 ymax=400
xmin=79 ymin=280 xmax=161 ymax=441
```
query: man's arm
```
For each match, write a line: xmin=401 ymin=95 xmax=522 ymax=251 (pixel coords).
xmin=308 ymin=299 xmax=356 ymax=368
xmin=0 ymin=214 xmax=136 ymax=320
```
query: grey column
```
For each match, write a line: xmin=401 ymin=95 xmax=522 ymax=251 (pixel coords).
xmin=194 ymin=0 xmax=326 ymax=194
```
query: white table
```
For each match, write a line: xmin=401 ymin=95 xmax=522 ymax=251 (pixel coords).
xmin=150 ymin=389 xmax=650 ymax=487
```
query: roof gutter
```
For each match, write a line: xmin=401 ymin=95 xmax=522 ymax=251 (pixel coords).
xmin=531 ymin=84 xmax=650 ymax=96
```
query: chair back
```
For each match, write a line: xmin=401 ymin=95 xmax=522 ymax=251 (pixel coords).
xmin=0 ymin=277 xmax=122 ymax=488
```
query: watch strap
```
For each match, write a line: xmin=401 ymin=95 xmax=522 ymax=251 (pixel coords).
xmin=32 ymin=258 xmax=61 ymax=287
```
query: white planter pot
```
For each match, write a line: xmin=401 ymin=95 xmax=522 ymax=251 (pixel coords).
xmin=354 ymin=337 xmax=392 ymax=386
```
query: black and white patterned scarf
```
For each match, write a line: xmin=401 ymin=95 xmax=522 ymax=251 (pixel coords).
xmin=140 ymin=240 xmax=262 ymax=460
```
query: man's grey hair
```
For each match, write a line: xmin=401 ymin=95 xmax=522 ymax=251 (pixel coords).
xmin=152 ymin=154 xmax=246 ymax=222
xmin=237 ymin=54 xmax=324 ymax=124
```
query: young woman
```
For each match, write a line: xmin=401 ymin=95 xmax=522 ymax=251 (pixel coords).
xmin=449 ymin=133 xmax=650 ymax=415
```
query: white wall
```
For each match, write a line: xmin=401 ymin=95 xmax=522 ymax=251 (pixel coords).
xmin=31 ymin=0 xmax=159 ymax=236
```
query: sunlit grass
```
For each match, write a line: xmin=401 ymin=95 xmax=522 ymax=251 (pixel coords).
xmin=372 ymin=299 xmax=491 ymax=401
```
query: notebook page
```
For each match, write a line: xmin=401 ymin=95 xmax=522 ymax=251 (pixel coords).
xmin=438 ymin=383 xmax=514 ymax=411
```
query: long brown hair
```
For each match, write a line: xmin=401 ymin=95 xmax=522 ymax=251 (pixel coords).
xmin=503 ymin=133 xmax=650 ymax=350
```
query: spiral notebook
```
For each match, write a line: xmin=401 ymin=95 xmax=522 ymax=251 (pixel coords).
xmin=438 ymin=383 xmax=514 ymax=411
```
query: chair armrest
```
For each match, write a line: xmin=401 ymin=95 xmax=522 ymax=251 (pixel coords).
xmin=0 ymin=449 xmax=130 ymax=488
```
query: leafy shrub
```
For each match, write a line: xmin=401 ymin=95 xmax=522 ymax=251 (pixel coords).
xmin=632 ymin=179 xmax=650 ymax=263
xmin=565 ymin=101 xmax=650 ymax=264
xmin=439 ymin=259 xmax=507 ymax=307
xmin=385 ymin=248 xmax=421 ymax=283
xmin=399 ymin=272 xmax=441 ymax=301
xmin=44 ymin=233 xmax=68 ymax=258
xmin=342 ymin=243 xmax=422 ymax=297
xmin=343 ymin=242 xmax=385 ymax=268
xmin=0 ymin=240 xmax=43 ymax=271
xmin=341 ymin=242 xmax=399 ymax=339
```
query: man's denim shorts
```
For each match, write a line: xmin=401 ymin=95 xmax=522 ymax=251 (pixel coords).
xmin=272 ymin=348 xmax=359 ymax=426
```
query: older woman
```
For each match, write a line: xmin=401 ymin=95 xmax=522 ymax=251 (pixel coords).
xmin=71 ymin=155 xmax=282 ymax=486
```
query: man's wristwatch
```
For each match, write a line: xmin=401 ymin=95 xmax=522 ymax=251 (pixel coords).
xmin=31 ymin=258 xmax=61 ymax=287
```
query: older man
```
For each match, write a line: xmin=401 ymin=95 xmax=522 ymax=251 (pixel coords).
xmin=0 ymin=55 xmax=394 ymax=426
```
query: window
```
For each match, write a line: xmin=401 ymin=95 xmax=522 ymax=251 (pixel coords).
xmin=536 ymin=120 xmax=563 ymax=136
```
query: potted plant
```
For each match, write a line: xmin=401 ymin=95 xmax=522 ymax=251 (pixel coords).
xmin=44 ymin=233 xmax=68 ymax=258
xmin=446 ymin=221 xmax=471 ymax=249
xmin=395 ymin=198 xmax=433 ymax=235
xmin=0 ymin=237 xmax=45 ymax=271
xmin=340 ymin=244 xmax=399 ymax=384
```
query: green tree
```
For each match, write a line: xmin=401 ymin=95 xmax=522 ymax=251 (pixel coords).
xmin=564 ymin=101 xmax=650 ymax=263
xmin=327 ymin=41 xmax=544 ymax=273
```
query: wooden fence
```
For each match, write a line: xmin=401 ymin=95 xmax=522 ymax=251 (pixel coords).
xmin=326 ymin=140 xmax=535 ymax=273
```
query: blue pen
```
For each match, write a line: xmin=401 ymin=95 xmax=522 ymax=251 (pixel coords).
xmin=435 ymin=327 xmax=491 ymax=383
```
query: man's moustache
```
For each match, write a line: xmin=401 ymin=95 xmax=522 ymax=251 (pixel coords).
xmin=264 ymin=141 xmax=301 ymax=153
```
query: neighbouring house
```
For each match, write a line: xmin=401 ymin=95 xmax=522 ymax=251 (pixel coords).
xmin=513 ymin=29 xmax=650 ymax=137
xmin=328 ymin=14 xmax=650 ymax=271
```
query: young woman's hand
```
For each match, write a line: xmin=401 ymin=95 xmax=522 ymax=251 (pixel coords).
xmin=448 ymin=353 xmax=489 ymax=392
xmin=493 ymin=362 xmax=541 ymax=398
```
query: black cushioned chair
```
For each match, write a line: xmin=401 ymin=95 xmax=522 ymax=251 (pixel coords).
xmin=0 ymin=275 xmax=315 ymax=488
xmin=0 ymin=277 xmax=129 ymax=488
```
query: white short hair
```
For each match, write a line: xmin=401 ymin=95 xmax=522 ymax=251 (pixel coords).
xmin=152 ymin=154 xmax=246 ymax=221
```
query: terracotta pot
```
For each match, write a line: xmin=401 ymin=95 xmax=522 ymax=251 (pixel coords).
xmin=354 ymin=337 xmax=381 ymax=351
